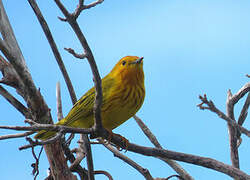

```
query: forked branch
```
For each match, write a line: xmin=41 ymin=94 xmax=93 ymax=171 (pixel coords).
xmin=197 ymin=94 xmax=250 ymax=137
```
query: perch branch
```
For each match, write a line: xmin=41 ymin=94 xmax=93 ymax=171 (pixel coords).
xmin=124 ymin=142 xmax=250 ymax=179
xmin=0 ymin=120 xmax=249 ymax=179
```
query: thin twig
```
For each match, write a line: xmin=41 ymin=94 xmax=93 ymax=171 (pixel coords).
xmin=19 ymin=131 xmax=64 ymax=150
xmin=62 ymin=142 xmax=89 ymax=180
xmin=238 ymin=92 xmax=250 ymax=126
xmin=72 ymin=0 xmax=104 ymax=20
xmin=80 ymin=135 xmax=95 ymax=180
xmin=56 ymin=82 xmax=79 ymax=175
xmin=165 ymin=175 xmax=184 ymax=180
xmin=31 ymin=146 xmax=43 ymax=180
xmin=197 ymin=95 xmax=250 ymax=137
xmin=100 ymin=139 xmax=154 ymax=180
xmin=0 ymin=85 xmax=31 ymax=117
xmin=54 ymin=0 xmax=103 ymax=132
xmin=28 ymin=0 xmax=77 ymax=104
xmin=0 ymin=131 xmax=34 ymax=140
xmin=64 ymin=48 xmax=87 ymax=59
xmin=69 ymin=145 xmax=86 ymax=171
xmin=134 ymin=115 xmax=194 ymax=180
xmin=0 ymin=123 xmax=93 ymax=135
xmin=56 ymin=82 xmax=63 ymax=121
xmin=236 ymin=92 xmax=250 ymax=140
xmin=229 ymin=82 xmax=250 ymax=105
xmin=133 ymin=115 xmax=162 ymax=148
xmin=94 ymin=170 xmax=113 ymax=180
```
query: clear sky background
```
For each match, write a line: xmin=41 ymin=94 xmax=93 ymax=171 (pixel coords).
xmin=0 ymin=0 xmax=250 ymax=179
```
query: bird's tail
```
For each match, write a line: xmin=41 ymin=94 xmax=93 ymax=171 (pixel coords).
xmin=34 ymin=130 xmax=57 ymax=141
xmin=34 ymin=119 xmax=65 ymax=141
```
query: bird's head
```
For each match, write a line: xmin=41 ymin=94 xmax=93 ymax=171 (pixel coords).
xmin=110 ymin=56 xmax=144 ymax=85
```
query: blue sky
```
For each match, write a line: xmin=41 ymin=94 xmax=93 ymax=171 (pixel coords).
xmin=0 ymin=0 xmax=250 ymax=179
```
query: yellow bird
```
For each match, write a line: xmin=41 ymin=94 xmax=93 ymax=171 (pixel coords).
xmin=35 ymin=56 xmax=145 ymax=140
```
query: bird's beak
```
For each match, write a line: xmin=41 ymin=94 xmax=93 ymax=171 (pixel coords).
xmin=131 ymin=57 xmax=144 ymax=64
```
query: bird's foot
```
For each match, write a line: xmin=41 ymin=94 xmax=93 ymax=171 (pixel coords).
xmin=106 ymin=129 xmax=129 ymax=152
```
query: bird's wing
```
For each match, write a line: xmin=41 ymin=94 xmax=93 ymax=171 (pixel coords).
xmin=61 ymin=77 xmax=115 ymax=126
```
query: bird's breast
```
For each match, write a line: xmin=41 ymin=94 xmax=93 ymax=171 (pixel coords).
xmin=101 ymin=82 xmax=145 ymax=130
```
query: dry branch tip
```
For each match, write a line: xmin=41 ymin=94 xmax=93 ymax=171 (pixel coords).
xmin=64 ymin=48 xmax=87 ymax=59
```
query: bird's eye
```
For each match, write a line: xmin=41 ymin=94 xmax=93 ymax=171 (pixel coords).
xmin=122 ymin=61 xmax=126 ymax=66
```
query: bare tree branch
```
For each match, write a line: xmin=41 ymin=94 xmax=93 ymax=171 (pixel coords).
xmin=0 ymin=54 xmax=27 ymax=97
xmin=72 ymin=0 xmax=104 ymax=19
xmin=134 ymin=115 xmax=194 ymax=180
xmin=56 ymin=82 xmax=63 ymax=121
xmin=0 ymin=0 xmax=51 ymax=123
xmin=54 ymin=0 xmax=103 ymax=132
xmin=54 ymin=1 xmax=105 ymax=180
xmin=0 ymin=131 xmax=34 ymax=140
xmin=125 ymin=143 xmax=250 ymax=179
xmin=197 ymin=95 xmax=250 ymax=137
xmin=101 ymin=140 xmax=154 ymax=180
xmin=31 ymin=146 xmax=43 ymax=180
xmin=0 ymin=122 xmax=93 ymax=135
xmin=94 ymin=170 xmax=113 ymax=180
xmin=0 ymin=85 xmax=31 ymax=118
xmin=238 ymin=92 xmax=250 ymax=126
xmin=226 ymin=90 xmax=240 ymax=169
xmin=80 ymin=135 xmax=95 ymax=180
xmin=0 ymin=1 xmax=77 ymax=179
xmin=62 ymin=141 xmax=89 ymax=180
xmin=1 ymin=119 xmax=249 ymax=179
xmin=226 ymin=83 xmax=250 ymax=169
xmin=56 ymin=81 xmax=91 ymax=180
xmin=19 ymin=132 xmax=64 ymax=150
xmin=229 ymin=82 xmax=250 ymax=105
xmin=28 ymin=1 xmax=98 ymax=179
xmin=64 ymin=48 xmax=87 ymax=59
xmin=134 ymin=115 xmax=162 ymax=148
xmin=28 ymin=0 xmax=77 ymax=104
